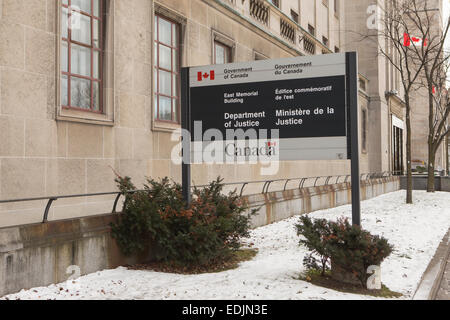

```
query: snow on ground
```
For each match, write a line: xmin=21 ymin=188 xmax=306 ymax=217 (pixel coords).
xmin=2 ymin=190 xmax=450 ymax=300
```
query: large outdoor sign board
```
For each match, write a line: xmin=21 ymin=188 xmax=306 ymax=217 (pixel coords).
xmin=183 ymin=53 xmax=349 ymax=162
xmin=181 ymin=52 xmax=361 ymax=225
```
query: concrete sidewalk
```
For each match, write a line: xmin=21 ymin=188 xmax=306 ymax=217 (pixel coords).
xmin=434 ymin=233 xmax=450 ymax=300
xmin=413 ymin=229 xmax=450 ymax=300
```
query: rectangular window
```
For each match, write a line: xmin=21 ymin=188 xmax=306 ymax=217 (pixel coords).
xmin=362 ymin=109 xmax=367 ymax=152
xmin=392 ymin=126 xmax=404 ymax=174
xmin=61 ymin=0 xmax=103 ymax=113
xmin=308 ymin=24 xmax=315 ymax=36
xmin=335 ymin=46 xmax=340 ymax=53
xmin=359 ymin=78 xmax=367 ymax=92
xmin=154 ymin=15 xmax=180 ymax=123
xmin=270 ymin=0 xmax=280 ymax=8
xmin=214 ymin=41 xmax=231 ymax=64
xmin=254 ymin=51 xmax=268 ymax=60
xmin=290 ymin=10 xmax=299 ymax=24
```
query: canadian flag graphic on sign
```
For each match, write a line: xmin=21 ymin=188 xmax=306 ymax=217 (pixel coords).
xmin=197 ymin=71 xmax=215 ymax=81
xmin=403 ymin=33 xmax=428 ymax=47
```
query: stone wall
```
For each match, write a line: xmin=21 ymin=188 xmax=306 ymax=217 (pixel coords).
xmin=400 ymin=176 xmax=450 ymax=192
xmin=245 ymin=176 xmax=400 ymax=228
xmin=0 ymin=213 xmax=154 ymax=297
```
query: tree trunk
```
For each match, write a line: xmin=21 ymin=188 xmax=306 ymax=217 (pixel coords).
xmin=447 ymin=136 xmax=449 ymax=176
xmin=427 ymin=151 xmax=436 ymax=192
xmin=405 ymin=96 xmax=413 ymax=204
xmin=426 ymin=83 xmax=436 ymax=193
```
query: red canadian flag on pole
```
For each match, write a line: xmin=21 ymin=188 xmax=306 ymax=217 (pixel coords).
xmin=197 ymin=71 xmax=215 ymax=81
xmin=403 ymin=33 xmax=428 ymax=47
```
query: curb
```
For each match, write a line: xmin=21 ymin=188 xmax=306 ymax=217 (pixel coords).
xmin=430 ymin=231 xmax=450 ymax=300
xmin=413 ymin=229 xmax=450 ymax=300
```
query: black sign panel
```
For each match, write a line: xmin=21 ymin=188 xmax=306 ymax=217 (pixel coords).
xmin=190 ymin=75 xmax=346 ymax=141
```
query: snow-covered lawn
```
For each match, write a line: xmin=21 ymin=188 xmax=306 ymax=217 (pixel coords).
xmin=2 ymin=190 xmax=450 ymax=300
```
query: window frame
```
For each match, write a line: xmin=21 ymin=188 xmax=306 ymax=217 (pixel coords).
xmin=334 ymin=0 xmax=340 ymax=17
xmin=361 ymin=108 xmax=368 ymax=153
xmin=359 ymin=78 xmax=367 ymax=92
xmin=61 ymin=0 xmax=104 ymax=114
xmin=214 ymin=41 xmax=232 ymax=65
xmin=154 ymin=14 xmax=181 ymax=124
xmin=211 ymin=30 xmax=235 ymax=65
xmin=290 ymin=9 xmax=299 ymax=24
xmin=270 ymin=0 xmax=280 ymax=9
xmin=308 ymin=24 xmax=315 ymax=36
xmin=253 ymin=50 xmax=269 ymax=60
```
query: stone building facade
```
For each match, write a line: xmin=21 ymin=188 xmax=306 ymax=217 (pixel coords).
xmin=343 ymin=0 xmax=408 ymax=174
xmin=0 ymin=0 xmax=442 ymax=227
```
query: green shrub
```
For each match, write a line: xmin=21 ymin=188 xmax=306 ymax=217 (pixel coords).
xmin=296 ymin=215 xmax=393 ymax=288
xmin=415 ymin=166 xmax=427 ymax=173
xmin=111 ymin=176 xmax=257 ymax=268
xmin=296 ymin=217 xmax=333 ymax=276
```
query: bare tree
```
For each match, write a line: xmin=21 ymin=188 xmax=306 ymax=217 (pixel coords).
xmin=404 ymin=1 xmax=450 ymax=191
xmin=355 ymin=0 xmax=448 ymax=201
xmin=373 ymin=0 xmax=427 ymax=203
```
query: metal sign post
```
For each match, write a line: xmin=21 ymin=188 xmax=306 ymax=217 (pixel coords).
xmin=181 ymin=68 xmax=191 ymax=206
xmin=346 ymin=52 xmax=361 ymax=226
